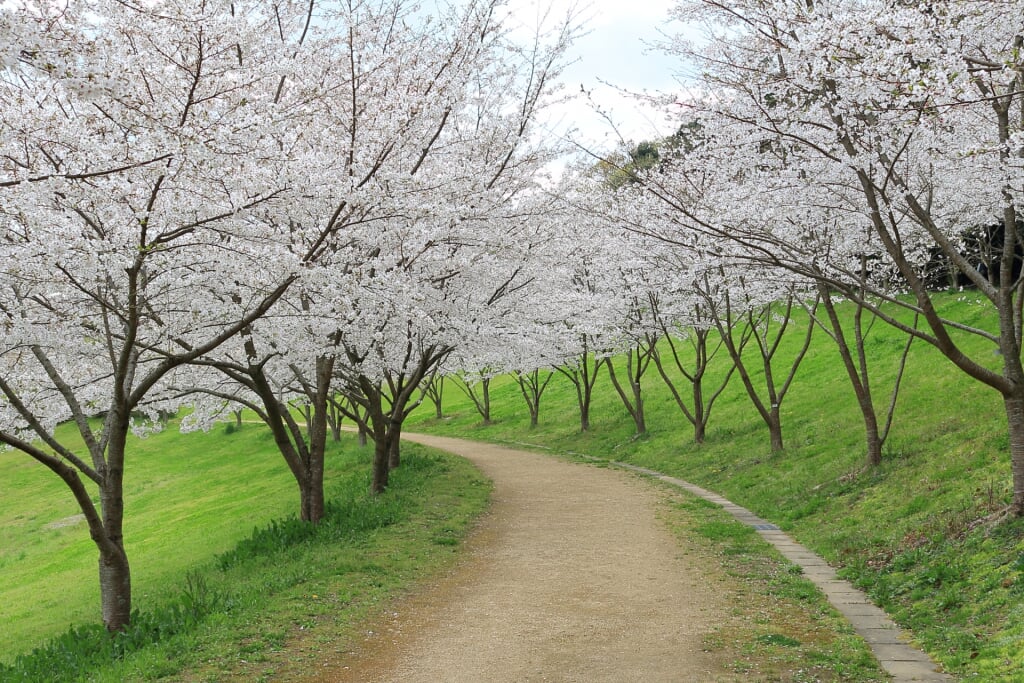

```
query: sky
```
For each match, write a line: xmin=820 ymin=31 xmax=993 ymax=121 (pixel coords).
xmin=505 ymin=0 xmax=688 ymax=159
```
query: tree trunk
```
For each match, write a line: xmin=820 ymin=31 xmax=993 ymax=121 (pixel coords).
xmin=99 ymin=543 xmax=131 ymax=632
xmin=691 ymin=379 xmax=706 ymax=444
xmin=815 ymin=283 xmax=886 ymax=468
xmin=426 ymin=375 xmax=444 ymax=419
xmin=768 ymin=406 xmax=784 ymax=453
xmin=99 ymin=417 xmax=131 ymax=632
xmin=482 ymin=379 xmax=491 ymax=424
xmin=301 ymin=356 xmax=332 ymax=524
xmin=579 ymin=384 xmax=591 ymax=432
xmin=693 ymin=418 xmax=706 ymax=444
xmin=371 ymin=436 xmax=390 ymax=494
xmin=388 ymin=420 xmax=402 ymax=470
xmin=327 ymin=397 xmax=343 ymax=442
xmin=517 ymin=370 xmax=552 ymax=429
xmin=606 ymin=354 xmax=646 ymax=436
xmin=864 ymin=415 xmax=883 ymax=468
xmin=650 ymin=302 xmax=736 ymax=446
xmin=299 ymin=478 xmax=323 ymax=523
xmin=1004 ymin=393 xmax=1024 ymax=515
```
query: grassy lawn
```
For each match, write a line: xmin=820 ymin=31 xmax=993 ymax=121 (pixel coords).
xmin=407 ymin=294 xmax=1024 ymax=681
xmin=0 ymin=422 xmax=490 ymax=681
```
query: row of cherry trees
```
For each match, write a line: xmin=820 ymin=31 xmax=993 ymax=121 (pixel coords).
xmin=3 ymin=0 xmax=1021 ymax=641
xmin=447 ymin=0 xmax=1024 ymax=519
xmin=546 ymin=0 xmax=1024 ymax=515
xmin=0 ymin=0 xmax=577 ymax=633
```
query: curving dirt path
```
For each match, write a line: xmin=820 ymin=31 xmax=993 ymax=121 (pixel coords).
xmin=300 ymin=434 xmax=736 ymax=682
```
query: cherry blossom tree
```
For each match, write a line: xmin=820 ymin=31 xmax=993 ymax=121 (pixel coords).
xmin=647 ymin=271 xmax=737 ymax=445
xmin=629 ymin=0 xmax=1024 ymax=512
xmin=0 ymin=0 xmax=356 ymax=631
xmin=187 ymin=0 xmax=578 ymax=498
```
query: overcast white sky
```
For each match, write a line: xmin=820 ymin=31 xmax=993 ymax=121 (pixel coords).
xmin=505 ymin=0 xmax=687 ymax=158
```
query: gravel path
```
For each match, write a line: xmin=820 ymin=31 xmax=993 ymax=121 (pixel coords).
xmin=304 ymin=434 xmax=734 ymax=682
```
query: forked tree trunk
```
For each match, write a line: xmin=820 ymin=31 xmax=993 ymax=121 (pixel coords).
xmin=814 ymin=283 xmax=888 ymax=468
xmin=458 ymin=377 xmax=492 ymax=424
xmin=425 ymin=374 xmax=444 ymax=420
xmin=557 ymin=346 xmax=604 ymax=433
xmin=650 ymin=323 xmax=735 ymax=445
xmin=517 ymin=369 xmax=553 ymax=428
xmin=713 ymin=291 xmax=817 ymax=454
xmin=327 ymin=397 xmax=343 ymax=442
xmin=606 ymin=346 xmax=651 ymax=436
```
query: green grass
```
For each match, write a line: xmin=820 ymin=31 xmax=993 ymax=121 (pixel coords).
xmin=0 ymin=422 xmax=490 ymax=681
xmin=407 ymin=293 xmax=1024 ymax=680
xmin=658 ymin=491 xmax=885 ymax=681
xmin=0 ymin=421 xmax=306 ymax=659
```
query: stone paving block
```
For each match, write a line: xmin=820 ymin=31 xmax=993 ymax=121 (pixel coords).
xmin=823 ymin=590 xmax=872 ymax=603
xmin=859 ymin=627 xmax=906 ymax=645
xmin=882 ymin=660 xmax=954 ymax=681
xmin=784 ymin=554 xmax=831 ymax=565
xmin=816 ymin=579 xmax=859 ymax=592
xmin=873 ymin=643 xmax=936 ymax=662
xmin=835 ymin=610 xmax=892 ymax=626
xmin=850 ymin=614 xmax=906 ymax=630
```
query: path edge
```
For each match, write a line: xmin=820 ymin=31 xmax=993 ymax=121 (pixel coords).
xmin=601 ymin=458 xmax=956 ymax=682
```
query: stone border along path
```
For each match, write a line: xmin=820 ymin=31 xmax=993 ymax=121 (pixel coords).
xmin=601 ymin=458 xmax=956 ymax=682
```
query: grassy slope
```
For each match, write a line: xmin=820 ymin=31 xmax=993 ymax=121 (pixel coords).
xmin=0 ymin=422 xmax=490 ymax=681
xmin=0 ymin=422 xmax=304 ymax=657
xmin=407 ymin=294 xmax=1024 ymax=681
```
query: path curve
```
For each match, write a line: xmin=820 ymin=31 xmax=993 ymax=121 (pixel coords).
xmin=303 ymin=434 xmax=733 ymax=682
xmin=611 ymin=461 xmax=953 ymax=682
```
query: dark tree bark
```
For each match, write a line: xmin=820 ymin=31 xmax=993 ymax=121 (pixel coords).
xmin=605 ymin=335 xmax=656 ymax=436
xmin=326 ymin=395 xmax=344 ymax=442
xmin=455 ymin=375 xmax=493 ymax=424
xmin=810 ymin=277 xmax=915 ymax=468
xmin=710 ymin=287 xmax=817 ymax=453
xmin=556 ymin=335 xmax=606 ymax=432
xmin=388 ymin=418 xmax=402 ymax=470
xmin=647 ymin=289 xmax=736 ymax=444
xmin=424 ymin=373 xmax=445 ymax=419
xmin=338 ymin=344 xmax=452 ymax=494
xmin=195 ymin=347 xmax=336 ymax=523
xmin=516 ymin=368 xmax=554 ymax=427
xmin=650 ymin=320 xmax=736 ymax=444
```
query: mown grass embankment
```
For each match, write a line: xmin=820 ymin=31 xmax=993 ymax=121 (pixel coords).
xmin=406 ymin=295 xmax=1024 ymax=681
xmin=0 ymin=422 xmax=489 ymax=681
